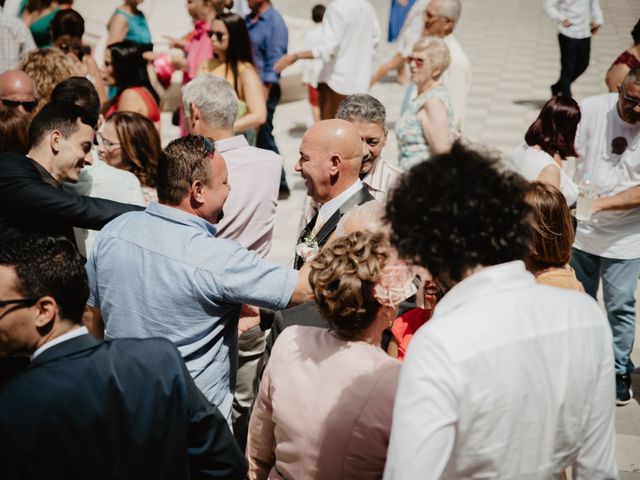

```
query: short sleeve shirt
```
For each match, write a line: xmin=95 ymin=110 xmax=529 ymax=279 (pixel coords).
xmin=86 ymin=202 xmax=297 ymax=419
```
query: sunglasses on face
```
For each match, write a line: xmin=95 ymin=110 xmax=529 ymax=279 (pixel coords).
xmin=1 ymin=99 xmax=37 ymax=112
xmin=620 ymin=85 xmax=640 ymax=108
xmin=207 ymin=30 xmax=226 ymax=41
xmin=406 ymin=56 xmax=426 ymax=67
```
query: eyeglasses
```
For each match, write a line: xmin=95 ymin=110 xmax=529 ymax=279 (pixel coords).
xmin=207 ymin=30 xmax=226 ymax=42
xmin=96 ymin=132 xmax=120 ymax=149
xmin=620 ymin=84 xmax=640 ymax=108
xmin=406 ymin=56 xmax=426 ymax=67
xmin=0 ymin=298 xmax=39 ymax=309
xmin=1 ymin=99 xmax=37 ymax=112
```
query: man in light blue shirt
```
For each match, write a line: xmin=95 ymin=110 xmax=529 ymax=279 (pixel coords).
xmin=85 ymin=135 xmax=311 ymax=421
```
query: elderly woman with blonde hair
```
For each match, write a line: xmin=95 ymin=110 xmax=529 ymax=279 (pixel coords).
xmin=248 ymin=231 xmax=413 ymax=479
xmin=395 ymin=36 xmax=455 ymax=171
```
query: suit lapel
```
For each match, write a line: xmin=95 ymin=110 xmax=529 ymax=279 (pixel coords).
xmin=313 ymin=186 xmax=375 ymax=246
xmin=30 ymin=334 xmax=102 ymax=368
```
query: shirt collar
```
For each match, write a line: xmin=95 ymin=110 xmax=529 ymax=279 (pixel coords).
xmin=214 ymin=135 xmax=249 ymax=153
xmin=433 ymin=261 xmax=536 ymax=317
xmin=146 ymin=202 xmax=217 ymax=236
xmin=31 ymin=326 xmax=89 ymax=360
xmin=362 ymin=157 xmax=384 ymax=192
xmin=28 ymin=156 xmax=60 ymax=188
xmin=318 ymin=179 xmax=363 ymax=222
xmin=249 ymin=5 xmax=273 ymax=23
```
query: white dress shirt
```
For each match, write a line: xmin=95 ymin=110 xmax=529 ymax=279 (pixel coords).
xmin=384 ymin=261 xmax=617 ymax=480
xmin=544 ymin=0 xmax=604 ymax=39
xmin=442 ymin=34 xmax=471 ymax=131
xmin=313 ymin=179 xmax=364 ymax=236
xmin=312 ymin=0 xmax=381 ymax=95
xmin=362 ymin=157 xmax=403 ymax=203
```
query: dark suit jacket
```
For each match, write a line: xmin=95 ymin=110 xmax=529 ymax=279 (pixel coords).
xmin=294 ymin=185 xmax=375 ymax=269
xmin=0 ymin=152 xmax=143 ymax=245
xmin=0 ymin=334 xmax=248 ymax=480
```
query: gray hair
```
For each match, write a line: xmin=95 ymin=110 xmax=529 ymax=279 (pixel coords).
xmin=182 ymin=74 xmax=238 ymax=129
xmin=335 ymin=94 xmax=387 ymax=132
xmin=413 ymin=36 xmax=451 ymax=80
xmin=440 ymin=0 xmax=461 ymax=27
xmin=335 ymin=201 xmax=390 ymax=238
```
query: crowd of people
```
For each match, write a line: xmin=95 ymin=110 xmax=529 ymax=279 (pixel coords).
xmin=0 ymin=0 xmax=639 ymax=478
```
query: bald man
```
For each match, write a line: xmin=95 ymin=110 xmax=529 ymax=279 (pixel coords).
xmin=293 ymin=119 xmax=375 ymax=269
xmin=0 ymin=70 xmax=38 ymax=118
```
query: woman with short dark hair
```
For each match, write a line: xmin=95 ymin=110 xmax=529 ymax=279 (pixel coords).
xmin=102 ymin=40 xmax=160 ymax=130
xmin=511 ymin=96 xmax=581 ymax=205
xmin=525 ymin=181 xmax=583 ymax=291
xmin=248 ymin=231 xmax=411 ymax=479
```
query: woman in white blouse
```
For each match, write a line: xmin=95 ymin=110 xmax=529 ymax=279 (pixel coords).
xmin=511 ymin=96 xmax=581 ymax=205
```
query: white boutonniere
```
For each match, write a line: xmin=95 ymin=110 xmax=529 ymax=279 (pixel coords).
xmin=295 ymin=232 xmax=319 ymax=262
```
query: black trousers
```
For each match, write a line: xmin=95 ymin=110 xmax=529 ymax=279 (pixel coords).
xmin=551 ymin=33 xmax=591 ymax=97
xmin=257 ymin=83 xmax=289 ymax=191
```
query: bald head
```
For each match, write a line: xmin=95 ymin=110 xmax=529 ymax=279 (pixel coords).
xmin=296 ymin=119 xmax=366 ymax=204
xmin=0 ymin=70 xmax=37 ymax=118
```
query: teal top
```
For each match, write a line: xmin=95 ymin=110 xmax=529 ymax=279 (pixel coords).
xmin=113 ymin=8 xmax=152 ymax=46
xmin=395 ymin=84 xmax=455 ymax=172
xmin=29 ymin=7 xmax=60 ymax=47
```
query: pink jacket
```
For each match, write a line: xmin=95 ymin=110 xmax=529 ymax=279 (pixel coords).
xmin=247 ymin=326 xmax=400 ymax=479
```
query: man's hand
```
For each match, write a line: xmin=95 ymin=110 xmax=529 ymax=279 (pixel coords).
xmin=274 ymin=54 xmax=297 ymax=74
xmin=591 ymin=23 xmax=601 ymax=34
xmin=238 ymin=304 xmax=260 ymax=335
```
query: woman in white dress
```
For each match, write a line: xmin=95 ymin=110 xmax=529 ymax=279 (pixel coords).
xmin=511 ymin=96 xmax=581 ymax=205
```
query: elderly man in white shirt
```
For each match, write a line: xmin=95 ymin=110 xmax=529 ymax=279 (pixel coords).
xmin=383 ymin=143 xmax=617 ymax=479
xmin=545 ymin=0 xmax=603 ymax=97
xmin=274 ymin=0 xmax=380 ymax=120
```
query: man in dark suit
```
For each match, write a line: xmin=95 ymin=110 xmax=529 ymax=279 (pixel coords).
xmin=293 ymin=119 xmax=375 ymax=269
xmin=0 ymin=101 xmax=142 ymax=246
xmin=0 ymin=236 xmax=247 ymax=479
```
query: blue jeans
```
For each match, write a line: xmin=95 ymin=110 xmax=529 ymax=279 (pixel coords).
xmin=257 ymin=83 xmax=288 ymax=191
xmin=571 ymin=248 xmax=640 ymax=375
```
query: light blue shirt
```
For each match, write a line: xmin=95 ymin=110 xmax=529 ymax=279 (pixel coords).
xmin=86 ymin=202 xmax=297 ymax=420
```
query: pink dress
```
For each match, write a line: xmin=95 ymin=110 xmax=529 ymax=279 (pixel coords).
xmin=106 ymin=87 xmax=160 ymax=131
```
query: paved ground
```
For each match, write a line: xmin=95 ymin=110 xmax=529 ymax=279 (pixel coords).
xmin=263 ymin=0 xmax=640 ymax=476
xmin=118 ymin=0 xmax=640 ymax=473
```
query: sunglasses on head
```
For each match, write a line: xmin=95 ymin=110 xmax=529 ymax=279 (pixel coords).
xmin=198 ymin=135 xmax=215 ymax=155
xmin=206 ymin=30 xmax=225 ymax=41
xmin=1 ymin=99 xmax=37 ymax=112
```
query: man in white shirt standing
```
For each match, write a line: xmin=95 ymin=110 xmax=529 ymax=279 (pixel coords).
xmin=383 ymin=143 xmax=617 ymax=479
xmin=545 ymin=0 xmax=603 ymax=98
xmin=274 ymin=0 xmax=381 ymax=120
xmin=570 ymin=68 xmax=640 ymax=406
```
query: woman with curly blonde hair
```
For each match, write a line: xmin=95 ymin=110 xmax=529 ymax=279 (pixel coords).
xmin=98 ymin=111 xmax=160 ymax=205
xmin=248 ymin=231 xmax=413 ymax=480
xmin=18 ymin=48 xmax=76 ymax=113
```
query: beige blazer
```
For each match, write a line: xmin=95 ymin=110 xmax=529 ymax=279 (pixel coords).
xmin=247 ymin=326 xmax=400 ymax=480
